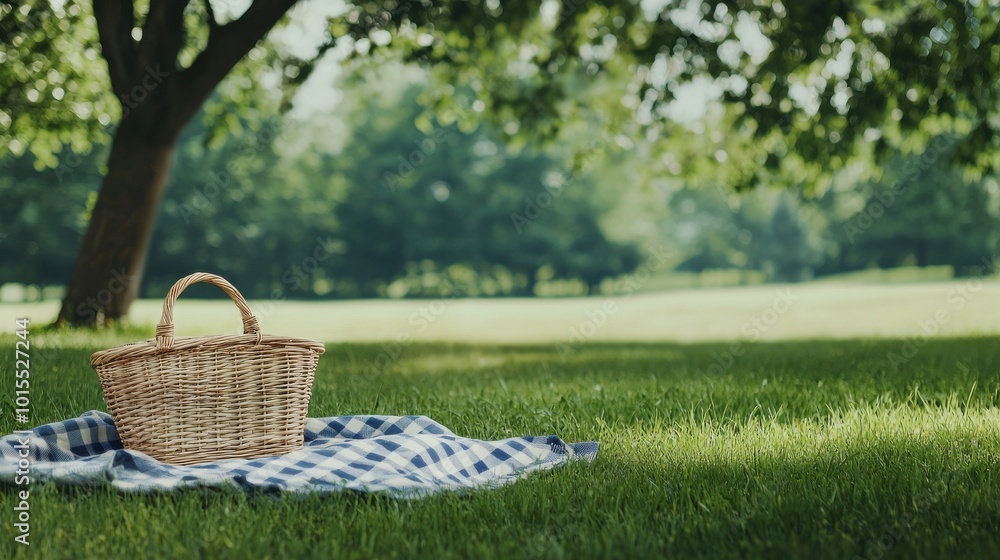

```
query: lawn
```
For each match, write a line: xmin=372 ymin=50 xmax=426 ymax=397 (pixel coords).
xmin=1 ymin=325 xmax=999 ymax=558
xmin=4 ymin=278 xmax=1000 ymax=344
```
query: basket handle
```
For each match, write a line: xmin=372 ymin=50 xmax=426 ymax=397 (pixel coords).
xmin=155 ymin=273 xmax=261 ymax=351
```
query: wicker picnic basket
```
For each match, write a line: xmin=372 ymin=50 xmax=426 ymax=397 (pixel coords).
xmin=90 ymin=272 xmax=325 ymax=465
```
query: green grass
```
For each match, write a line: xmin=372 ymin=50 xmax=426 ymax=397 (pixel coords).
xmin=5 ymin=277 xmax=1000 ymax=344
xmin=1 ymin=329 xmax=999 ymax=559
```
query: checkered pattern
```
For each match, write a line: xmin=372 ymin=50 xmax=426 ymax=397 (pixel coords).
xmin=0 ymin=411 xmax=598 ymax=497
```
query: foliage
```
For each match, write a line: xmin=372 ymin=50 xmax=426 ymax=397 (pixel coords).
xmin=0 ymin=0 xmax=284 ymax=162
xmin=3 ymin=85 xmax=998 ymax=296
xmin=0 ymin=0 xmax=116 ymax=167
xmin=835 ymin=146 xmax=1000 ymax=272
xmin=638 ymin=137 xmax=1000 ymax=283
xmin=0 ymin=149 xmax=104 ymax=286
xmin=7 ymin=0 xmax=1000 ymax=324
xmin=326 ymin=76 xmax=640 ymax=297
xmin=4 ymin=0 xmax=998 ymax=181
xmin=88 ymin=78 xmax=639 ymax=299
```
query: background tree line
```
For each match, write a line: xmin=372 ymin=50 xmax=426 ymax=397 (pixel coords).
xmin=3 ymin=0 xmax=996 ymax=323
xmin=3 ymin=63 xmax=997 ymax=300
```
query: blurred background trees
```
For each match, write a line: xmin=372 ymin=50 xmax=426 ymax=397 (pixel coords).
xmin=1 ymin=0 xmax=998 ymax=305
xmin=4 ymin=64 xmax=998 ymax=299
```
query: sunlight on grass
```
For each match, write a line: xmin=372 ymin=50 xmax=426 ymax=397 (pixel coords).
xmin=609 ymin=405 xmax=1000 ymax=468
xmin=5 ymin=279 xmax=1000 ymax=345
xmin=1 ymin=335 xmax=998 ymax=558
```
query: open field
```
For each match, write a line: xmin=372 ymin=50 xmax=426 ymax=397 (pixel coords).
xmin=3 ymin=279 xmax=1000 ymax=343
xmin=1 ymin=330 xmax=999 ymax=558
xmin=1 ymin=281 xmax=999 ymax=558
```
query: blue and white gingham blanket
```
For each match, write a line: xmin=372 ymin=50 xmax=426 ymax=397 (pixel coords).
xmin=0 ymin=411 xmax=598 ymax=497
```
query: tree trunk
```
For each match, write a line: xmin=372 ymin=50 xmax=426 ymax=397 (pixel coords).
xmin=520 ymin=275 xmax=537 ymax=297
xmin=56 ymin=117 xmax=179 ymax=326
xmin=54 ymin=0 xmax=299 ymax=327
xmin=915 ymin=237 xmax=929 ymax=267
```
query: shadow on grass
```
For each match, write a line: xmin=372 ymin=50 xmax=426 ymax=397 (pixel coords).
xmin=1 ymin=337 xmax=999 ymax=557
xmin=2 ymin=430 xmax=996 ymax=559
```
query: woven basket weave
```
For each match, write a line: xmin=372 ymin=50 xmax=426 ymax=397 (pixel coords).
xmin=90 ymin=272 xmax=325 ymax=465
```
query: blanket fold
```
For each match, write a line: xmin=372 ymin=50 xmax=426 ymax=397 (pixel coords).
xmin=0 ymin=411 xmax=598 ymax=497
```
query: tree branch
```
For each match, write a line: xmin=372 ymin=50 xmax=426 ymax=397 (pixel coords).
xmin=137 ymin=0 xmax=190 ymax=72
xmin=174 ymin=0 xmax=299 ymax=122
xmin=93 ymin=0 xmax=139 ymax=99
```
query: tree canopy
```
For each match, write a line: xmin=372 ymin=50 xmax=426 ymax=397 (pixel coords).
xmin=1 ymin=0 xmax=998 ymax=324
xmin=4 ymin=0 xmax=997 ymax=178
xmin=4 ymin=69 xmax=997 ymax=300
